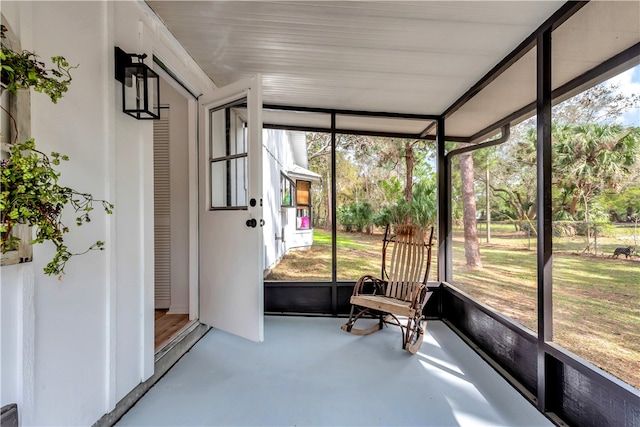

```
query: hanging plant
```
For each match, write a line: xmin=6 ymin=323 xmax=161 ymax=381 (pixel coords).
xmin=1 ymin=24 xmax=114 ymax=276
xmin=0 ymin=25 xmax=75 ymax=102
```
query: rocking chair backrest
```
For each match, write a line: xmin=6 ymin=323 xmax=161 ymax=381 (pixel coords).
xmin=383 ymin=224 xmax=433 ymax=302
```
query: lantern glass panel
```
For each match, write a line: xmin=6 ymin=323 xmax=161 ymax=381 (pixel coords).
xmin=146 ymin=69 xmax=159 ymax=119
xmin=122 ymin=64 xmax=160 ymax=119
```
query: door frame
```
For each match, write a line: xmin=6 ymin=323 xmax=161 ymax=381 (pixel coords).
xmin=153 ymin=65 xmax=200 ymax=323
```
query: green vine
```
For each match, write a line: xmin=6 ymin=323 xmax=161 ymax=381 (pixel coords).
xmin=1 ymin=139 xmax=114 ymax=275
xmin=1 ymin=25 xmax=76 ymax=103
xmin=1 ymin=24 xmax=113 ymax=276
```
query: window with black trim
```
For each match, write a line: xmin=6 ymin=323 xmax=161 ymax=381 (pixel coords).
xmin=280 ymin=173 xmax=295 ymax=207
xmin=296 ymin=179 xmax=311 ymax=229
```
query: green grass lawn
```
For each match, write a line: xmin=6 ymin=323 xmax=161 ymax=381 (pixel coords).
xmin=266 ymin=225 xmax=639 ymax=390
xmin=451 ymin=240 xmax=639 ymax=389
xmin=265 ymin=229 xmax=383 ymax=281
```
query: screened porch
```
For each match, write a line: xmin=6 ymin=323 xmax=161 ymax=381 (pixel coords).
xmin=133 ymin=2 xmax=640 ymax=427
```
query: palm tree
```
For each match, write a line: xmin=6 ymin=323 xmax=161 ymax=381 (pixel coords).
xmin=553 ymin=123 xmax=639 ymax=217
xmin=552 ymin=123 xmax=640 ymax=250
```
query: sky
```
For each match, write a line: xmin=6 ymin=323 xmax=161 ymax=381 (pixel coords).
xmin=607 ymin=64 xmax=640 ymax=127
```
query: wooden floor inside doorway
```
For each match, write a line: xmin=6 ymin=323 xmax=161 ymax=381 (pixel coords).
xmin=155 ymin=310 xmax=190 ymax=351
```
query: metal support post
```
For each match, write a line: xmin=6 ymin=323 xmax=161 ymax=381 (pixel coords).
xmin=536 ymin=28 xmax=553 ymax=413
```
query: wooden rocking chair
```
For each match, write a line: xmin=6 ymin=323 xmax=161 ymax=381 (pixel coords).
xmin=341 ymin=224 xmax=434 ymax=354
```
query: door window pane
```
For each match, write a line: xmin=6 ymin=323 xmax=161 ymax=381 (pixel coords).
xmin=210 ymin=157 xmax=248 ymax=208
xmin=209 ymin=102 xmax=248 ymax=209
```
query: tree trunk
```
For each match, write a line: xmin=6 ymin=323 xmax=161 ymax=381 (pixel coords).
xmin=324 ymin=166 xmax=332 ymax=231
xmin=568 ymin=193 xmax=579 ymax=216
xmin=459 ymin=152 xmax=482 ymax=268
xmin=486 ymin=165 xmax=491 ymax=244
xmin=404 ymin=140 xmax=414 ymax=224
xmin=583 ymin=192 xmax=591 ymax=253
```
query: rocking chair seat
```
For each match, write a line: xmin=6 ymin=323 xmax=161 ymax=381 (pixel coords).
xmin=350 ymin=294 xmax=417 ymax=318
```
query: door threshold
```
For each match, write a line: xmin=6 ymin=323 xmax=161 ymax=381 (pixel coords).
xmin=155 ymin=319 xmax=199 ymax=361
xmin=95 ymin=321 xmax=210 ymax=427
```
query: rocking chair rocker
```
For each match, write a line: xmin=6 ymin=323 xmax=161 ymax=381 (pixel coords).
xmin=341 ymin=224 xmax=434 ymax=354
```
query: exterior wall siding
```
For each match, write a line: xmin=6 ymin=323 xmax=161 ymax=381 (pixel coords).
xmin=0 ymin=2 xmax=214 ymax=425
xmin=262 ymin=129 xmax=316 ymax=275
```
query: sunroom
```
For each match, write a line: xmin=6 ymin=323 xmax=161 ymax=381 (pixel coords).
xmin=0 ymin=1 xmax=638 ymax=426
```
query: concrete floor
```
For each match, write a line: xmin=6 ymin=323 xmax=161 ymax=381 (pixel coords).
xmin=117 ymin=316 xmax=552 ymax=426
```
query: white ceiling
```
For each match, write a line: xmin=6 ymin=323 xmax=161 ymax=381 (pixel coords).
xmin=146 ymin=1 xmax=640 ymax=139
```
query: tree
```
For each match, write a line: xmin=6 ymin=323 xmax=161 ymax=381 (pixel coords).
xmin=550 ymin=123 xmax=640 ymax=241
xmin=600 ymin=186 xmax=640 ymax=222
xmin=307 ymin=132 xmax=334 ymax=229
xmin=410 ymin=178 xmax=437 ymax=228
xmin=483 ymin=80 xmax=640 ymax=228
xmin=376 ymin=138 xmax=432 ymax=223
xmin=459 ymin=152 xmax=482 ymax=267
xmin=486 ymin=132 xmax=538 ymax=230
xmin=306 ymin=132 xmax=437 ymax=231
xmin=337 ymin=201 xmax=374 ymax=232
xmin=553 ymin=83 xmax=639 ymax=125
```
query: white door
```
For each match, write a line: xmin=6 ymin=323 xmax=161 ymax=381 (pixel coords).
xmin=198 ymin=75 xmax=263 ymax=342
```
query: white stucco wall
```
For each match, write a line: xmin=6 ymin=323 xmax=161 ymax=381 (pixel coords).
xmin=0 ymin=264 xmax=35 ymax=424
xmin=0 ymin=1 xmax=213 ymax=425
xmin=262 ymin=129 xmax=316 ymax=274
xmin=263 ymin=129 xmax=293 ymax=272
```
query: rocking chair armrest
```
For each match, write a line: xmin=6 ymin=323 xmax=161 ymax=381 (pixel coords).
xmin=353 ymin=275 xmax=387 ymax=296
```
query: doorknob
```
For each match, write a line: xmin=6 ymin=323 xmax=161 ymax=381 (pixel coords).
xmin=246 ymin=218 xmax=257 ymax=228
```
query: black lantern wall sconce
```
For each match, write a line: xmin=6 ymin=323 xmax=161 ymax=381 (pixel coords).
xmin=114 ymin=47 xmax=160 ymax=120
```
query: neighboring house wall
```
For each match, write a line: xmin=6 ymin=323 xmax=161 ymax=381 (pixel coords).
xmin=0 ymin=2 xmax=213 ymax=425
xmin=262 ymin=129 xmax=317 ymax=274
xmin=263 ymin=129 xmax=294 ymax=272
